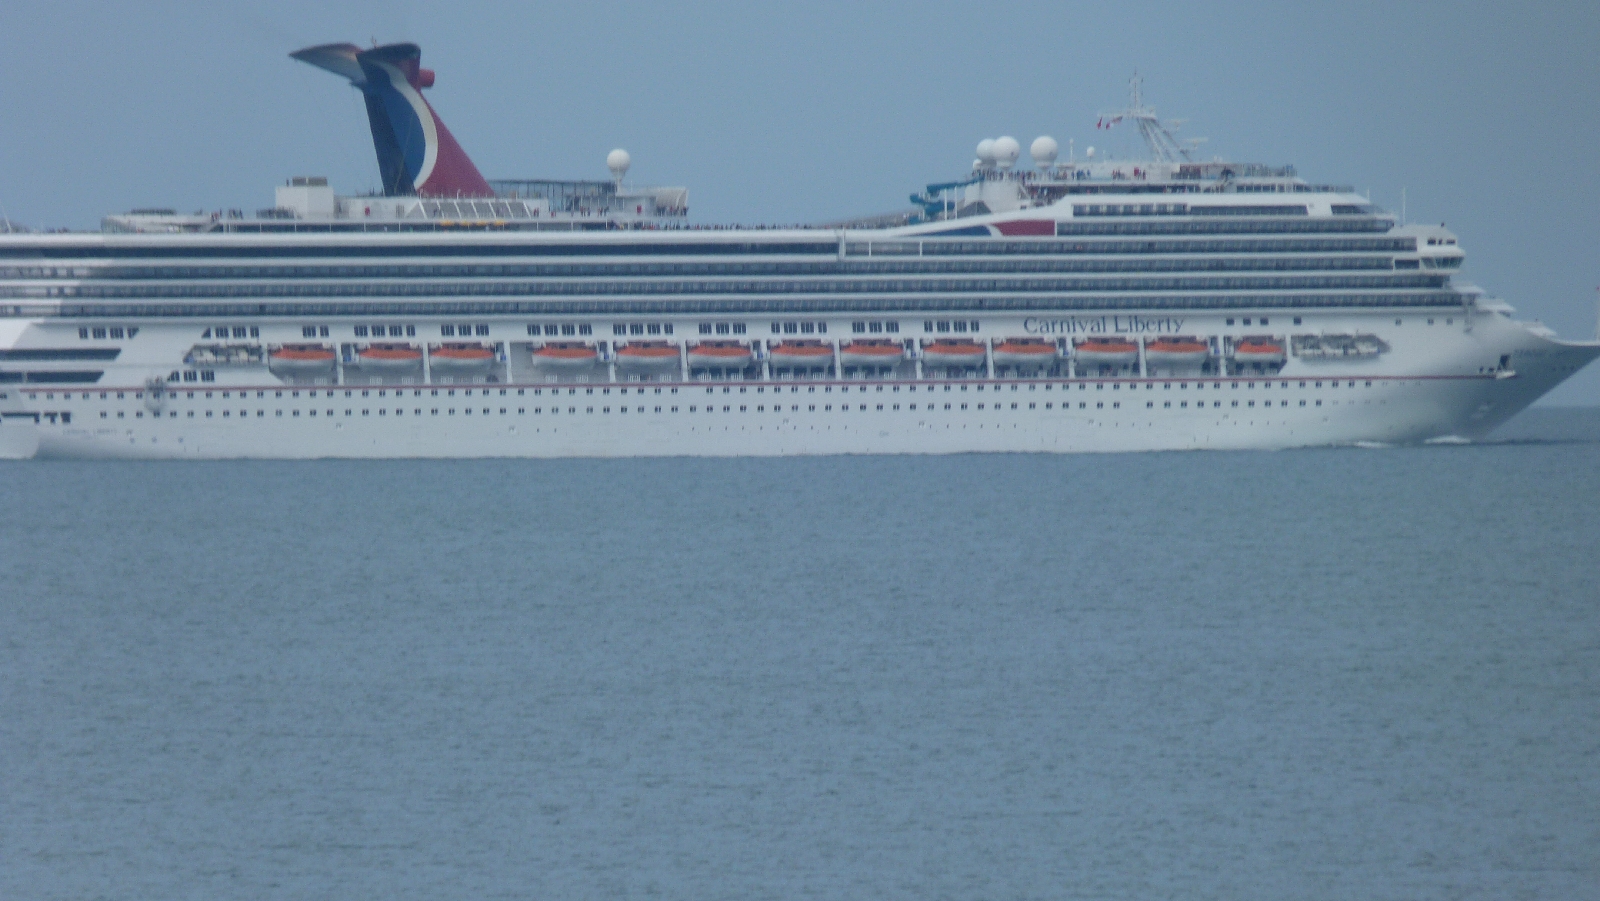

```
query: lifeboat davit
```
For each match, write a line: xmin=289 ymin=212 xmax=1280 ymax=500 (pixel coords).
xmin=429 ymin=342 xmax=496 ymax=370
xmin=921 ymin=339 xmax=986 ymax=369
xmin=530 ymin=342 xmax=600 ymax=369
xmin=1073 ymin=338 xmax=1139 ymax=367
xmin=1232 ymin=337 xmax=1286 ymax=365
xmin=839 ymin=340 xmax=905 ymax=368
xmin=614 ymin=341 xmax=681 ymax=371
xmin=991 ymin=337 xmax=1059 ymax=370
xmin=267 ymin=343 xmax=335 ymax=372
xmin=1144 ymin=337 xmax=1210 ymax=366
xmin=687 ymin=340 xmax=752 ymax=369
xmin=357 ymin=343 xmax=423 ymax=369
xmin=767 ymin=340 xmax=834 ymax=369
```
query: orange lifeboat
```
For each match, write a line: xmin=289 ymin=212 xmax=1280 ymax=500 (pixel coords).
xmin=357 ymin=342 xmax=423 ymax=369
xmin=1073 ymin=337 xmax=1139 ymax=367
xmin=686 ymin=340 xmax=752 ymax=369
xmin=531 ymin=342 xmax=600 ymax=370
xmin=268 ymin=343 xmax=335 ymax=372
xmin=1232 ymin=337 xmax=1286 ymax=366
xmin=767 ymin=340 xmax=834 ymax=369
xmin=614 ymin=340 xmax=681 ymax=372
xmin=1144 ymin=336 xmax=1210 ymax=366
xmin=839 ymin=339 xmax=905 ymax=368
xmin=429 ymin=342 xmax=496 ymax=370
xmin=991 ymin=337 xmax=1058 ymax=370
xmin=921 ymin=339 xmax=986 ymax=369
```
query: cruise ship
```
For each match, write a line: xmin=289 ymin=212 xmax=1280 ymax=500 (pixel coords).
xmin=2 ymin=43 xmax=1596 ymax=459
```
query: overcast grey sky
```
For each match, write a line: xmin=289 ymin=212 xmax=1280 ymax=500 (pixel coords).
xmin=3 ymin=1 xmax=1597 ymax=403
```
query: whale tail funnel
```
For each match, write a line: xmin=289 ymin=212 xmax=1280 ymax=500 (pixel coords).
xmin=292 ymin=42 xmax=493 ymax=197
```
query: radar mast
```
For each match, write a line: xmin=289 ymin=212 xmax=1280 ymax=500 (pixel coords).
xmin=1096 ymin=73 xmax=1201 ymax=163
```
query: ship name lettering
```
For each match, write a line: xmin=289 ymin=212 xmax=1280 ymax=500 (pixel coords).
xmin=1023 ymin=316 xmax=1185 ymax=335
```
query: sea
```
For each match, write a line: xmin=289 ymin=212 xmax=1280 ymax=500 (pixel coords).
xmin=3 ymin=407 xmax=1598 ymax=901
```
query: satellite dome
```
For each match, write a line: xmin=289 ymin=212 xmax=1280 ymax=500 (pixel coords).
xmin=1085 ymin=145 xmax=1096 ymax=159
xmin=975 ymin=139 xmax=997 ymax=166
xmin=1030 ymin=136 xmax=1059 ymax=169
xmin=606 ymin=148 xmax=631 ymax=182
xmin=993 ymin=136 xmax=1021 ymax=169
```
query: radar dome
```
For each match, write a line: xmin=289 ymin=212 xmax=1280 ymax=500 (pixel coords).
xmin=975 ymin=139 xmax=997 ymax=166
xmin=993 ymin=136 xmax=1021 ymax=169
xmin=1030 ymin=136 xmax=1059 ymax=169
xmin=606 ymin=148 xmax=631 ymax=183
xmin=1084 ymin=145 xmax=1096 ymax=159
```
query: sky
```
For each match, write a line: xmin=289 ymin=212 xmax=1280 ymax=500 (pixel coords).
xmin=3 ymin=0 xmax=1598 ymax=403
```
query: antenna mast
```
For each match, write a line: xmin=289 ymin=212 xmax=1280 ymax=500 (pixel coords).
xmin=1097 ymin=72 xmax=1195 ymax=163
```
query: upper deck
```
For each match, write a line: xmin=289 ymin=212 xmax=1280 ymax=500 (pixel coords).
xmin=0 ymin=66 xmax=1470 ymax=323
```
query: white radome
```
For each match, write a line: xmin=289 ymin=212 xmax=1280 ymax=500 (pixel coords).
xmin=975 ymin=139 xmax=996 ymax=166
xmin=1030 ymin=136 xmax=1058 ymax=169
xmin=606 ymin=148 xmax=631 ymax=182
xmin=992 ymin=136 xmax=1021 ymax=169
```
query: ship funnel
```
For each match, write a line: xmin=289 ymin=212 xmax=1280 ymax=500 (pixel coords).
xmin=291 ymin=42 xmax=492 ymax=198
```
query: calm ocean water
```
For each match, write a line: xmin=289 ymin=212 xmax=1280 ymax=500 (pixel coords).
xmin=4 ymin=408 xmax=1599 ymax=901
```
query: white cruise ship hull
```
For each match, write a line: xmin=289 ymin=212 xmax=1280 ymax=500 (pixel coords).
xmin=7 ymin=322 xmax=1593 ymax=460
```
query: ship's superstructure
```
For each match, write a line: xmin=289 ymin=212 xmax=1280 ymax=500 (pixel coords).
xmin=1 ymin=55 xmax=1595 ymax=459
